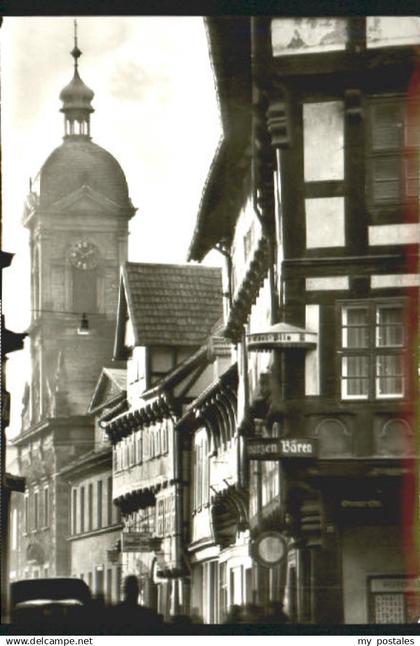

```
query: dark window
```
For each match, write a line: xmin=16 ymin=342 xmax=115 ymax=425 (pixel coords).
xmin=43 ymin=487 xmax=49 ymax=527
xmin=340 ymin=300 xmax=405 ymax=400
xmin=107 ymin=477 xmax=113 ymax=526
xmin=24 ymin=496 xmax=29 ymax=533
xmin=368 ymin=98 xmax=419 ymax=207
xmin=116 ymin=566 xmax=122 ymax=602
xmin=33 ymin=491 xmax=39 ymax=530
xmin=136 ymin=433 xmax=142 ymax=464
xmin=156 ymin=499 xmax=164 ymax=536
xmin=80 ymin=487 xmax=85 ymax=533
xmin=72 ymin=489 xmax=77 ymax=535
xmin=107 ymin=569 xmax=113 ymax=603
xmin=97 ymin=480 xmax=103 ymax=529
xmin=88 ymin=483 xmax=93 ymax=531
xmin=96 ymin=567 xmax=104 ymax=595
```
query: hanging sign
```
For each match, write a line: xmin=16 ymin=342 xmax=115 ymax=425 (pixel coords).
xmin=247 ymin=437 xmax=317 ymax=460
xmin=121 ymin=533 xmax=162 ymax=553
xmin=252 ymin=532 xmax=287 ymax=568
xmin=247 ymin=322 xmax=317 ymax=352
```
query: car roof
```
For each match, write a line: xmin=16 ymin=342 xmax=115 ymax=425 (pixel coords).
xmin=10 ymin=578 xmax=91 ymax=607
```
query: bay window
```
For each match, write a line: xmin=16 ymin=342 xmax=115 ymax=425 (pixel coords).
xmin=340 ymin=300 xmax=405 ymax=400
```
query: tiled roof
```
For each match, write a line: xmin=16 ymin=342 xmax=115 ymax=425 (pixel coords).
xmin=123 ymin=262 xmax=223 ymax=347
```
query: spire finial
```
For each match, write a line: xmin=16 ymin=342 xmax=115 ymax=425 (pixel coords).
xmin=71 ymin=18 xmax=82 ymax=70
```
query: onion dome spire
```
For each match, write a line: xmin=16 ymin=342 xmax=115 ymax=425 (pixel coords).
xmin=59 ymin=20 xmax=94 ymax=139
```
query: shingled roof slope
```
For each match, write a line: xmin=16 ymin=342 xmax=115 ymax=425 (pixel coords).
xmin=123 ymin=262 xmax=223 ymax=346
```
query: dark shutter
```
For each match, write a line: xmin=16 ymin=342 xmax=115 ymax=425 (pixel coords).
xmin=370 ymin=100 xmax=403 ymax=203
xmin=371 ymin=102 xmax=402 ymax=151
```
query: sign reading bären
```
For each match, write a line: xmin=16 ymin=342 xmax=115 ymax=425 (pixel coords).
xmin=247 ymin=437 xmax=317 ymax=460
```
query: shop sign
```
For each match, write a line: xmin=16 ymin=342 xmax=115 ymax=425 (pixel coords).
xmin=248 ymin=331 xmax=315 ymax=347
xmin=252 ymin=532 xmax=287 ymax=568
xmin=107 ymin=550 xmax=120 ymax=564
xmin=121 ymin=532 xmax=161 ymax=553
xmin=247 ymin=437 xmax=317 ymax=460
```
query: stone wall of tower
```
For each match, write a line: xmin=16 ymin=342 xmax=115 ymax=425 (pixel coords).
xmin=25 ymin=207 xmax=129 ymax=423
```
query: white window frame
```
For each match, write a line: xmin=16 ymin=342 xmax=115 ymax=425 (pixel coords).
xmin=340 ymin=299 xmax=405 ymax=401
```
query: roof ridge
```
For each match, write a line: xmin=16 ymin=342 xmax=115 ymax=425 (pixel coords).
xmin=124 ymin=260 xmax=221 ymax=271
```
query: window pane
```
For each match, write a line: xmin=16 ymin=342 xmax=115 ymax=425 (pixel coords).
xmin=342 ymin=356 xmax=369 ymax=396
xmin=342 ymin=307 xmax=369 ymax=348
xmin=376 ymin=306 xmax=403 ymax=346
xmin=376 ymin=354 xmax=403 ymax=396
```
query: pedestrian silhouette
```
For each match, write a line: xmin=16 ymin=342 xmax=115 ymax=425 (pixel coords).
xmin=112 ymin=575 xmax=163 ymax=631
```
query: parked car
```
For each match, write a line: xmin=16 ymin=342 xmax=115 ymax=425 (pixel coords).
xmin=10 ymin=578 xmax=91 ymax=625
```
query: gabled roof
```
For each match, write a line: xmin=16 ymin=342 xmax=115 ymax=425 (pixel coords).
xmin=88 ymin=365 xmax=127 ymax=414
xmin=114 ymin=262 xmax=223 ymax=354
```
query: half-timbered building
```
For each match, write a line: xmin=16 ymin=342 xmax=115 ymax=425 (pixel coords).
xmin=102 ymin=262 xmax=223 ymax=620
xmin=188 ymin=16 xmax=420 ymax=624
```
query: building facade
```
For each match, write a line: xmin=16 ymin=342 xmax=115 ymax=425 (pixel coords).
xmin=104 ymin=262 xmax=223 ymax=620
xmin=1 ymin=250 xmax=26 ymax=620
xmin=60 ymin=366 xmax=126 ymax=603
xmin=13 ymin=36 xmax=134 ymax=580
xmin=187 ymin=16 xmax=420 ymax=624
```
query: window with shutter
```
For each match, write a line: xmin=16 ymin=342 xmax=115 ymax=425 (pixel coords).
xmin=369 ymin=97 xmax=419 ymax=209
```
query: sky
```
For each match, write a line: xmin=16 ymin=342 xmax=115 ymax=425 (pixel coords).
xmin=1 ymin=16 xmax=222 ymax=439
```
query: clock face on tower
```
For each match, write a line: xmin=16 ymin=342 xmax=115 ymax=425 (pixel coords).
xmin=68 ymin=241 xmax=99 ymax=270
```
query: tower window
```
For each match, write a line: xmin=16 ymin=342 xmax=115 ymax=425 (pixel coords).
xmin=72 ymin=267 xmax=97 ymax=314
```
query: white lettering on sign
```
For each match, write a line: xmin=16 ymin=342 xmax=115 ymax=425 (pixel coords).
xmin=247 ymin=437 xmax=317 ymax=460
xmin=248 ymin=443 xmax=279 ymax=456
xmin=280 ymin=439 xmax=312 ymax=454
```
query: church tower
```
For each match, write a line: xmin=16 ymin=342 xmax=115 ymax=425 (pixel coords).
xmin=14 ymin=25 xmax=134 ymax=579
